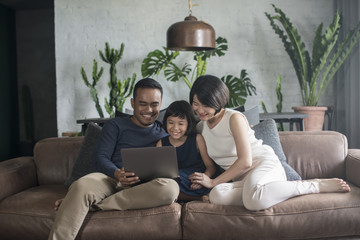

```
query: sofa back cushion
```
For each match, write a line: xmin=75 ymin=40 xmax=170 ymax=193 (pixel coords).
xmin=34 ymin=137 xmax=83 ymax=185
xmin=279 ymin=131 xmax=347 ymax=180
xmin=64 ymin=122 xmax=102 ymax=187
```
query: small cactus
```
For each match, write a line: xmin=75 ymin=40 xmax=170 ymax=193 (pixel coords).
xmin=81 ymin=59 xmax=104 ymax=118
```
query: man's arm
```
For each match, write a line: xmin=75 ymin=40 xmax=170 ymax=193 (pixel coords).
xmin=92 ymin=120 xmax=119 ymax=178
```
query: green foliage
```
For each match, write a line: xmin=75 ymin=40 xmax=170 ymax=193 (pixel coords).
xmin=141 ymin=37 xmax=256 ymax=107
xmin=221 ymin=70 xmax=256 ymax=108
xmin=265 ymin=4 xmax=360 ymax=106
xmin=261 ymin=74 xmax=284 ymax=131
xmin=81 ymin=43 xmax=136 ymax=118
xmin=142 ymin=37 xmax=228 ymax=88
xmin=275 ymin=75 xmax=283 ymax=113
xmin=81 ymin=59 xmax=104 ymax=118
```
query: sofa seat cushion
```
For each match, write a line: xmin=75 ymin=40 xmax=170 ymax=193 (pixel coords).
xmin=0 ymin=185 xmax=182 ymax=240
xmin=182 ymin=183 xmax=360 ymax=240
xmin=0 ymin=185 xmax=67 ymax=240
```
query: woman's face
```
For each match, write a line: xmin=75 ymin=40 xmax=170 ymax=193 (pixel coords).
xmin=191 ymin=95 xmax=216 ymax=121
xmin=166 ymin=115 xmax=188 ymax=141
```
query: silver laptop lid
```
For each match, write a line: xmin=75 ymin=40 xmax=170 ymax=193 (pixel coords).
xmin=121 ymin=146 xmax=179 ymax=182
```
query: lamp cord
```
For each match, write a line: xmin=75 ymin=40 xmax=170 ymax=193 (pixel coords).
xmin=188 ymin=0 xmax=192 ymax=15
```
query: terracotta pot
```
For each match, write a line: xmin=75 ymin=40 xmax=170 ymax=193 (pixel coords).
xmin=292 ymin=106 xmax=328 ymax=131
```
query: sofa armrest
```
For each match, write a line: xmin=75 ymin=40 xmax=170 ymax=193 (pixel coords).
xmin=0 ymin=157 xmax=37 ymax=201
xmin=346 ymin=149 xmax=360 ymax=187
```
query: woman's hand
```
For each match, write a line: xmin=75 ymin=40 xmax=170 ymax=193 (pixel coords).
xmin=114 ymin=168 xmax=140 ymax=187
xmin=188 ymin=172 xmax=214 ymax=189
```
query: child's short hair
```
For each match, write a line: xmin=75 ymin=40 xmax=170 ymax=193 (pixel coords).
xmin=163 ymin=100 xmax=196 ymax=136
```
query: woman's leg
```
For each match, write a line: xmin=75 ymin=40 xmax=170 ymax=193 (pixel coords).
xmin=209 ymin=181 xmax=245 ymax=206
xmin=209 ymin=158 xmax=350 ymax=211
xmin=49 ymin=172 xmax=116 ymax=240
xmin=242 ymin=159 xmax=350 ymax=211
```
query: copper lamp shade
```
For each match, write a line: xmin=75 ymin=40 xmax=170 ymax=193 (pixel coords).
xmin=167 ymin=15 xmax=216 ymax=51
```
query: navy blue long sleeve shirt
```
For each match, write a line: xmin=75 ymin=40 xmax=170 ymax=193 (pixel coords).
xmin=92 ymin=116 xmax=168 ymax=178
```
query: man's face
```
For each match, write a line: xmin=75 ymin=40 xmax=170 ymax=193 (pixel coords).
xmin=130 ymin=88 xmax=162 ymax=127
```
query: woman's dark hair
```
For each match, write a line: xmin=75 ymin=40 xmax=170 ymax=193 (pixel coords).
xmin=133 ymin=78 xmax=163 ymax=99
xmin=189 ymin=75 xmax=229 ymax=114
xmin=163 ymin=100 xmax=196 ymax=136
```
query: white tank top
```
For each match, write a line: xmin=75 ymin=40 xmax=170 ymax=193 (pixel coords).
xmin=198 ymin=108 xmax=276 ymax=173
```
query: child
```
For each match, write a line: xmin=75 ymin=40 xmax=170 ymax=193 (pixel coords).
xmin=157 ymin=100 xmax=216 ymax=201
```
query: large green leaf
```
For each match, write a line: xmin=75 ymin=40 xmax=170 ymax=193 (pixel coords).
xmin=141 ymin=47 xmax=179 ymax=77
xmin=164 ymin=63 xmax=191 ymax=83
xmin=194 ymin=37 xmax=228 ymax=61
xmin=221 ymin=70 xmax=256 ymax=108
xmin=315 ymin=20 xmax=360 ymax=104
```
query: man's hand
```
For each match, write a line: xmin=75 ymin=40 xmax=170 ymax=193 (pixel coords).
xmin=114 ymin=168 xmax=140 ymax=187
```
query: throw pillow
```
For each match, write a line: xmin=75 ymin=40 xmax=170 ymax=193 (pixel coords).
xmin=64 ymin=122 xmax=102 ymax=187
xmin=252 ymin=119 xmax=302 ymax=181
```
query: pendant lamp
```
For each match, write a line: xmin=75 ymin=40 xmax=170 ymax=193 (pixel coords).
xmin=167 ymin=0 xmax=216 ymax=51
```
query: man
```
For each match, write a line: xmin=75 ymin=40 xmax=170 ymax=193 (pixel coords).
xmin=49 ymin=78 xmax=180 ymax=240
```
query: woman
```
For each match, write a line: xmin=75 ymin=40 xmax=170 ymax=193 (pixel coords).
xmin=188 ymin=75 xmax=350 ymax=211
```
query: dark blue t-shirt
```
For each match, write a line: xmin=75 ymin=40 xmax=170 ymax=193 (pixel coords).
xmin=92 ymin=116 xmax=168 ymax=178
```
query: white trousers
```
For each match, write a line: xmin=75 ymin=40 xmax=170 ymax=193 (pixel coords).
xmin=209 ymin=158 xmax=318 ymax=211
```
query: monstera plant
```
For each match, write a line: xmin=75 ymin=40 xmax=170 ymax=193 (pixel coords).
xmin=265 ymin=4 xmax=360 ymax=130
xmin=141 ymin=37 xmax=256 ymax=108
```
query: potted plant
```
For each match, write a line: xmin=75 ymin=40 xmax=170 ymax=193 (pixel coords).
xmin=265 ymin=4 xmax=360 ymax=130
xmin=81 ymin=42 xmax=136 ymax=119
xmin=141 ymin=37 xmax=256 ymax=108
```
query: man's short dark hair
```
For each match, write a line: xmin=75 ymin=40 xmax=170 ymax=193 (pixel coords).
xmin=163 ymin=100 xmax=196 ymax=136
xmin=133 ymin=78 xmax=163 ymax=99
xmin=189 ymin=75 xmax=229 ymax=114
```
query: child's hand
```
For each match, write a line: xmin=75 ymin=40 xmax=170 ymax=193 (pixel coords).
xmin=190 ymin=183 xmax=202 ymax=190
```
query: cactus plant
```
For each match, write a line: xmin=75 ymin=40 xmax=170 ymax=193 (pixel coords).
xmin=81 ymin=42 xmax=136 ymax=118
xmin=81 ymin=59 xmax=104 ymax=118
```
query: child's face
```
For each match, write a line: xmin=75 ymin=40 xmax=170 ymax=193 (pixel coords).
xmin=166 ymin=115 xmax=188 ymax=140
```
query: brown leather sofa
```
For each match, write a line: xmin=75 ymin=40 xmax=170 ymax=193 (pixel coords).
xmin=0 ymin=131 xmax=360 ymax=240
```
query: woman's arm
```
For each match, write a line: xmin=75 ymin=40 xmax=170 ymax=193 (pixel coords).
xmin=189 ymin=113 xmax=252 ymax=188
xmin=196 ymin=134 xmax=216 ymax=177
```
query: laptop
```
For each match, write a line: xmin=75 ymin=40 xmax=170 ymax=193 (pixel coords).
xmin=121 ymin=146 xmax=179 ymax=182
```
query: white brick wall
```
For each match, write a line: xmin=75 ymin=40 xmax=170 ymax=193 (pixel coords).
xmin=55 ymin=0 xmax=334 ymax=135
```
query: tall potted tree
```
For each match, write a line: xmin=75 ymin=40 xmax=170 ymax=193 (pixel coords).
xmin=265 ymin=4 xmax=360 ymax=130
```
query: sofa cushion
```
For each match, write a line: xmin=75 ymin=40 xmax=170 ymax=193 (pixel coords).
xmin=0 ymin=185 xmax=182 ymax=240
xmin=253 ymin=119 xmax=301 ymax=181
xmin=182 ymin=183 xmax=360 ymax=240
xmin=34 ymin=137 xmax=83 ymax=185
xmin=279 ymin=131 xmax=347 ymax=180
xmin=64 ymin=122 xmax=102 ymax=187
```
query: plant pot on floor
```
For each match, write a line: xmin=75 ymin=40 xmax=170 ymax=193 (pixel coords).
xmin=292 ymin=106 xmax=327 ymax=131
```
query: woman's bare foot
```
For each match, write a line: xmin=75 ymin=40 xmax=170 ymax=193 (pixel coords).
xmin=202 ymin=195 xmax=210 ymax=203
xmin=54 ymin=199 xmax=63 ymax=211
xmin=311 ymin=178 xmax=351 ymax=193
